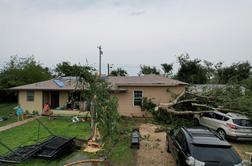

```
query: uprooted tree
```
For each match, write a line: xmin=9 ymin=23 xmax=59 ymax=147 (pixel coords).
xmin=141 ymin=78 xmax=252 ymax=124
xmin=73 ymin=66 xmax=120 ymax=141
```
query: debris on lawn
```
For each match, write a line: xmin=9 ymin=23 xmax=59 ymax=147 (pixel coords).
xmin=83 ymin=123 xmax=103 ymax=153
xmin=0 ymin=116 xmax=8 ymax=122
xmin=0 ymin=119 xmax=76 ymax=164
xmin=154 ymin=126 xmax=168 ymax=133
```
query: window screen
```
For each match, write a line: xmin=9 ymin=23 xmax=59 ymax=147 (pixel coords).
xmin=133 ymin=90 xmax=143 ymax=106
xmin=27 ymin=91 xmax=34 ymax=101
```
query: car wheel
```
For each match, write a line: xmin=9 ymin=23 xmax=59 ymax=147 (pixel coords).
xmin=193 ymin=118 xmax=200 ymax=126
xmin=217 ymin=129 xmax=226 ymax=139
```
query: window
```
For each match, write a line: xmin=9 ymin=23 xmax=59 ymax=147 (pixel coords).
xmin=233 ymin=119 xmax=252 ymax=127
xmin=175 ymin=130 xmax=187 ymax=152
xmin=27 ymin=91 xmax=34 ymax=101
xmin=202 ymin=112 xmax=213 ymax=118
xmin=133 ymin=90 xmax=143 ymax=106
xmin=192 ymin=146 xmax=241 ymax=164
xmin=175 ymin=130 xmax=184 ymax=145
xmin=214 ymin=113 xmax=224 ymax=120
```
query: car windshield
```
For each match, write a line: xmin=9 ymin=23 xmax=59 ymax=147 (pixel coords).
xmin=192 ymin=145 xmax=241 ymax=164
xmin=233 ymin=119 xmax=252 ymax=127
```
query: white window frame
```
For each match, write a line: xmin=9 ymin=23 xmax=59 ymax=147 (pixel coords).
xmin=133 ymin=90 xmax=143 ymax=106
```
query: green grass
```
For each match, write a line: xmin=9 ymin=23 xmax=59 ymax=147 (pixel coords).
xmin=104 ymin=118 xmax=138 ymax=166
xmin=0 ymin=117 xmax=91 ymax=166
xmin=0 ymin=105 xmax=139 ymax=166
xmin=0 ymin=117 xmax=91 ymax=154
xmin=0 ymin=102 xmax=17 ymax=127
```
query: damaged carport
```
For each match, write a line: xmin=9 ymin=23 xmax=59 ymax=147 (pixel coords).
xmin=0 ymin=119 xmax=75 ymax=164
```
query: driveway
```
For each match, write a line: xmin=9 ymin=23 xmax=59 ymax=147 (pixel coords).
xmin=136 ymin=123 xmax=175 ymax=166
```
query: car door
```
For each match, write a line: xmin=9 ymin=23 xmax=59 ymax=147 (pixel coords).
xmin=210 ymin=113 xmax=225 ymax=130
xmin=199 ymin=112 xmax=214 ymax=128
xmin=170 ymin=129 xmax=187 ymax=165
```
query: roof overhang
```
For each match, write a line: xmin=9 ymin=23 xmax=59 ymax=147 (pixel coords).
xmin=114 ymin=83 xmax=187 ymax=87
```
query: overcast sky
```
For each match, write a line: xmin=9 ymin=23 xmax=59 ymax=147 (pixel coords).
xmin=0 ymin=0 xmax=252 ymax=75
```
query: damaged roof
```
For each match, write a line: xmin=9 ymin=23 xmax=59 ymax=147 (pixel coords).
xmin=10 ymin=75 xmax=187 ymax=90
xmin=10 ymin=77 xmax=79 ymax=91
xmin=107 ymin=75 xmax=188 ymax=87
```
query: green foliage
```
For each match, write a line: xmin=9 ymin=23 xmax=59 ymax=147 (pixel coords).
xmin=214 ymin=61 xmax=251 ymax=84
xmin=174 ymin=54 xmax=251 ymax=84
xmin=110 ymin=68 xmax=128 ymax=76
xmin=139 ymin=65 xmax=160 ymax=75
xmin=54 ymin=61 xmax=93 ymax=77
xmin=161 ymin=63 xmax=173 ymax=77
xmin=76 ymin=68 xmax=120 ymax=140
xmin=99 ymin=118 xmax=136 ymax=166
xmin=141 ymin=97 xmax=156 ymax=111
xmin=176 ymin=54 xmax=208 ymax=84
xmin=0 ymin=56 xmax=52 ymax=89
xmin=204 ymin=78 xmax=252 ymax=117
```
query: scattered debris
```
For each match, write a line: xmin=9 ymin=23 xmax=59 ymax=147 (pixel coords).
xmin=154 ymin=126 xmax=168 ymax=133
xmin=0 ymin=116 xmax=8 ymax=122
xmin=136 ymin=123 xmax=175 ymax=166
xmin=83 ymin=140 xmax=103 ymax=153
xmin=0 ymin=119 xmax=76 ymax=164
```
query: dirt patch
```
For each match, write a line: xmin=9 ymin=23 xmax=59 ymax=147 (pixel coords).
xmin=136 ymin=123 xmax=175 ymax=166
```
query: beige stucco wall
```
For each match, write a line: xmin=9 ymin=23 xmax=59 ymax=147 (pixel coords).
xmin=18 ymin=90 xmax=43 ymax=113
xmin=19 ymin=90 xmax=69 ymax=113
xmin=113 ymin=85 xmax=185 ymax=117
xmin=59 ymin=91 xmax=69 ymax=107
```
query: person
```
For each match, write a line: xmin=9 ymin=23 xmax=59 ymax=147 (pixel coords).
xmin=14 ymin=105 xmax=24 ymax=121
xmin=42 ymin=103 xmax=53 ymax=120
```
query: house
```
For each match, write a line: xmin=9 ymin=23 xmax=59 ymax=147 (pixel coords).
xmin=10 ymin=77 xmax=79 ymax=114
xmin=107 ymin=75 xmax=187 ymax=116
xmin=10 ymin=75 xmax=187 ymax=117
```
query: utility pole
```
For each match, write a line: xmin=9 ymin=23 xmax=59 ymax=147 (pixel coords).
xmin=97 ymin=45 xmax=103 ymax=76
xmin=107 ymin=64 xmax=113 ymax=76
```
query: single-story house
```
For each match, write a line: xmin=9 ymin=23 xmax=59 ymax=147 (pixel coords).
xmin=10 ymin=75 xmax=187 ymax=117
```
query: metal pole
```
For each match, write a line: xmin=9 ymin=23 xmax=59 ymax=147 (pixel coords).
xmin=97 ymin=45 xmax=103 ymax=76
xmin=0 ymin=141 xmax=22 ymax=156
xmin=107 ymin=64 xmax=109 ymax=76
xmin=36 ymin=119 xmax=55 ymax=136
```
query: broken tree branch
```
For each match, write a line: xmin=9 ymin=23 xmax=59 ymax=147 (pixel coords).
xmin=191 ymin=103 xmax=217 ymax=110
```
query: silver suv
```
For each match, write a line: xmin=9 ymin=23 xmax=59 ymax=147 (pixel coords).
xmin=194 ymin=111 xmax=252 ymax=141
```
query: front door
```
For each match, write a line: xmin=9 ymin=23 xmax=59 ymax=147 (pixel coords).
xmin=51 ymin=91 xmax=59 ymax=108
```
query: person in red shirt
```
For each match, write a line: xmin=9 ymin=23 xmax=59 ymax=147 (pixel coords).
xmin=42 ymin=103 xmax=53 ymax=120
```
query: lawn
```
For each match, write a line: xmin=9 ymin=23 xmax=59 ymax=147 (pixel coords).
xmin=0 ymin=102 xmax=17 ymax=127
xmin=0 ymin=102 xmax=138 ymax=166
xmin=109 ymin=118 xmax=137 ymax=166
xmin=0 ymin=116 xmax=137 ymax=166
xmin=0 ymin=117 xmax=92 ymax=165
